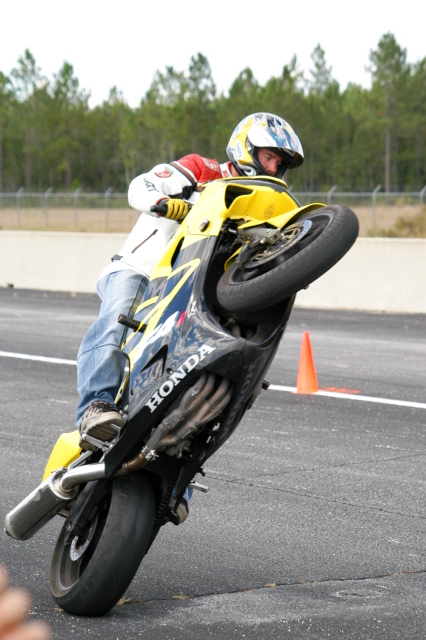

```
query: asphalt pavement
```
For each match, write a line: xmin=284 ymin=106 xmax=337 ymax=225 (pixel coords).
xmin=0 ymin=287 xmax=425 ymax=639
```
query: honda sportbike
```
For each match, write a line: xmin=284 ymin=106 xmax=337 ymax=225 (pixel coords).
xmin=5 ymin=175 xmax=359 ymax=616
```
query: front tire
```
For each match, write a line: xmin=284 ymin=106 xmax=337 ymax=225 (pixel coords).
xmin=216 ymin=205 xmax=359 ymax=315
xmin=50 ymin=474 xmax=156 ymax=616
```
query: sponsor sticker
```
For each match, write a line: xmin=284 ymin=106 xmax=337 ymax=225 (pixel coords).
xmin=144 ymin=179 xmax=159 ymax=192
xmin=154 ymin=168 xmax=173 ymax=178
xmin=264 ymin=204 xmax=276 ymax=219
xmin=203 ymin=158 xmax=220 ymax=172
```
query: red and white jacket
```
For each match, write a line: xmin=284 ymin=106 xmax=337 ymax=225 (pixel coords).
xmin=97 ymin=155 xmax=233 ymax=298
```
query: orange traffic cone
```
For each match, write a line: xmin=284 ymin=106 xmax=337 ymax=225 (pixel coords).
xmin=295 ymin=331 xmax=319 ymax=394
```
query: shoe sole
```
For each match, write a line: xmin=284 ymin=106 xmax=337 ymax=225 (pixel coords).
xmin=80 ymin=412 xmax=123 ymax=449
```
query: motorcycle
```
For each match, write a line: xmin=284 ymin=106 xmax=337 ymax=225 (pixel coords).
xmin=5 ymin=175 xmax=359 ymax=616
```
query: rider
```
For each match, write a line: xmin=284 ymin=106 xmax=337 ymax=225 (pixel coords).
xmin=77 ymin=112 xmax=304 ymax=450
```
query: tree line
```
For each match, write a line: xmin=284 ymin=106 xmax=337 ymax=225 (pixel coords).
xmin=0 ymin=33 xmax=424 ymax=194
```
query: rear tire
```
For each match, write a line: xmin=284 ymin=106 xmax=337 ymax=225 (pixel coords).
xmin=216 ymin=205 xmax=359 ymax=315
xmin=50 ymin=474 xmax=155 ymax=617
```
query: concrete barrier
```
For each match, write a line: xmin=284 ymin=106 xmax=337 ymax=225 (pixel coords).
xmin=0 ymin=231 xmax=123 ymax=294
xmin=296 ymin=237 xmax=426 ymax=314
xmin=1 ymin=231 xmax=425 ymax=313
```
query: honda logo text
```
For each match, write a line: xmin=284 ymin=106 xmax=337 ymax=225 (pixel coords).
xmin=145 ymin=344 xmax=216 ymax=413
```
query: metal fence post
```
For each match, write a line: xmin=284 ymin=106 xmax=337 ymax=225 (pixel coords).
xmin=105 ymin=187 xmax=113 ymax=229
xmin=327 ymin=185 xmax=337 ymax=205
xmin=73 ymin=187 xmax=81 ymax=229
xmin=420 ymin=185 xmax=426 ymax=211
xmin=44 ymin=187 xmax=53 ymax=227
xmin=16 ymin=187 xmax=24 ymax=227
xmin=372 ymin=185 xmax=382 ymax=235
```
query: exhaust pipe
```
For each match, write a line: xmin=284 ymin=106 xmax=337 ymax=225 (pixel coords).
xmin=4 ymin=463 xmax=106 ymax=541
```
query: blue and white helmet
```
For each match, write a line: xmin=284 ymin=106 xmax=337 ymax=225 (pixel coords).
xmin=226 ymin=112 xmax=304 ymax=179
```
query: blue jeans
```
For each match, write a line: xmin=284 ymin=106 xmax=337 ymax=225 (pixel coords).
xmin=76 ymin=269 xmax=148 ymax=426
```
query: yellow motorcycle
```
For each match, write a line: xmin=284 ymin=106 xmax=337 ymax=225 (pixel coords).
xmin=5 ymin=176 xmax=359 ymax=616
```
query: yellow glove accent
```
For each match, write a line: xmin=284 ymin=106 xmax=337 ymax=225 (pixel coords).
xmin=163 ymin=199 xmax=189 ymax=221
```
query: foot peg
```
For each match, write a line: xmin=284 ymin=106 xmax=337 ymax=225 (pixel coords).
xmin=189 ymin=481 xmax=209 ymax=493
xmin=117 ymin=314 xmax=145 ymax=333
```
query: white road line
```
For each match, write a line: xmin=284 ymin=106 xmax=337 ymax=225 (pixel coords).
xmin=1 ymin=351 xmax=424 ymax=410
xmin=269 ymin=385 xmax=426 ymax=410
xmin=0 ymin=351 xmax=76 ymax=366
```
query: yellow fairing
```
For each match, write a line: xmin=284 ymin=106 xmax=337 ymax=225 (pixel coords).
xmin=127 ymin=259 xmax=200 ymax=370
xmin=238 ymin=202 xmax=326 ymax=230
xmin=42 ymin=430 xmax=82 ymax=481
xmin=150 ymin=177 xmax=311 ymax=272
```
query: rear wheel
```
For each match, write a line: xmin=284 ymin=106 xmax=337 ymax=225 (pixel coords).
xmin=50 ymin=474 xmax=155 ymax=617
xmin=216 ymin=205 xmax=359 ymax=315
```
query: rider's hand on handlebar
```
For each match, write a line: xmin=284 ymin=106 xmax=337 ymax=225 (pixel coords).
xmin=151 ymin=198 xmax=189 ymax=221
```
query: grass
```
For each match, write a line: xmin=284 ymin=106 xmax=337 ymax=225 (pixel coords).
xmin=371 ymin=210 xmax=426 ymax=238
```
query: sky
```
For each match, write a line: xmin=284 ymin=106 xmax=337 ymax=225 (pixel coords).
xmin=2 ymin=0 xmax=425 ymax=108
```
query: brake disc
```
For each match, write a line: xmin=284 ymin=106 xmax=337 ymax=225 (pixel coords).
xmin=70 ymin=513 xmax=98 ymax=561
xmin=243 ymin=219 xmax=313 ymax=270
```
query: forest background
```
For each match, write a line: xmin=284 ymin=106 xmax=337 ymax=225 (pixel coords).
xmin=0 ymin=32 xmax=424 ymax=196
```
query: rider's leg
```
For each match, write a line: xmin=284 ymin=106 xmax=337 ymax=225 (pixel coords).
xmin=76 ymin=269 xmax=147 ymax=444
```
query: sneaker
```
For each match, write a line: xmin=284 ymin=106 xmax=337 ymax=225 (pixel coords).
xmin=79 ymin=401 xmax=123 ymax=451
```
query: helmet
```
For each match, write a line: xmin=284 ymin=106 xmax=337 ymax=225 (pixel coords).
xmin=226 ymin=112 xmax=304 ymax=179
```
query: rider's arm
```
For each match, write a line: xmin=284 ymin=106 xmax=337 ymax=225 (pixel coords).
xmin=128 ymin=161 xmax=196 ymax=215
xmin=128 ymin=155 xmax=222 ymax=216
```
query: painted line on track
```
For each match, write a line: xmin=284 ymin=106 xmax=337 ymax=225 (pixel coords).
xmin=269 ymin=384 xmax=426 ymax=410
xmin=0 ymin=350 xmax=76 ymax=366
xmin=1 ymin=350 xmax=425 ymax=410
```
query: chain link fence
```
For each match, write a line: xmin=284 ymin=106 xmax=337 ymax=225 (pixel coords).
xmin=1 ymin=186 xmax=425 ymax=236
xmin=0 ymin=190 xmax=136 ymax=233
xmin=291 ymin=185 xmax=426 ymax=236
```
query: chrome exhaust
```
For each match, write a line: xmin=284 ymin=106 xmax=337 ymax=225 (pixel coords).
xmin=4 ymin=463 xmax=106 ymax=541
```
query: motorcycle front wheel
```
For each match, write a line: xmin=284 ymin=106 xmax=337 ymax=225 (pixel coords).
xmin=216 ymin=205 xmax=359 ymax=316
xmin=50 ymin=474 xmax=156 ymax=616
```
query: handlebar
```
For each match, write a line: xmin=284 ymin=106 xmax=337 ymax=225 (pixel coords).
xmin=150 ymin=200 xmax=193 ymax=222
xmin=150 ymin=202 xmax=169 ymax=216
